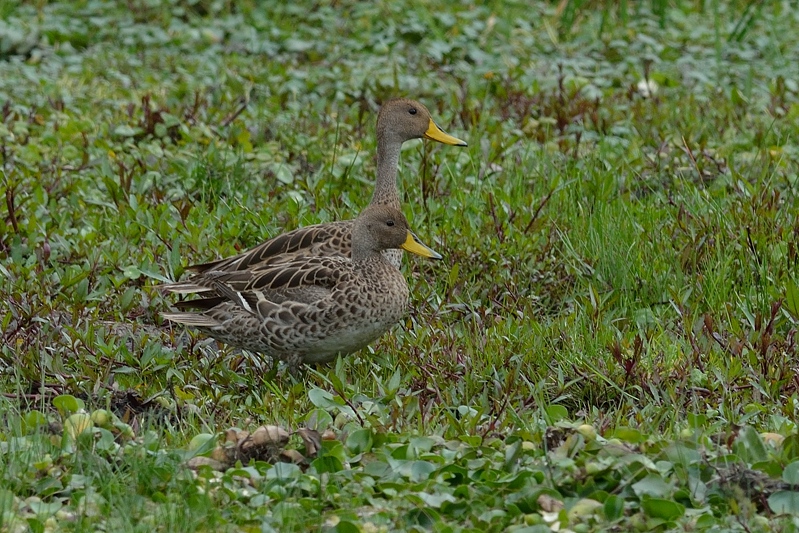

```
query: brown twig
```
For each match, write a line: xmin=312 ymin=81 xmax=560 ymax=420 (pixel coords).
xmin=221 ymin=95 xmax=250 ymax=128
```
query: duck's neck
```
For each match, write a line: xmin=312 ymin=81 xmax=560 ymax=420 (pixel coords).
xmin=351 ymin=248 xmax=388 ymax=264
xmin=371 ymin=133 xmax=403 ymax=209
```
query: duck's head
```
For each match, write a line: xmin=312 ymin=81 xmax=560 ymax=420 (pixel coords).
xmin=352 ymin=205 xmax=442 ymax=261
xmin=376 ymin=98 xmax=467 ymax=147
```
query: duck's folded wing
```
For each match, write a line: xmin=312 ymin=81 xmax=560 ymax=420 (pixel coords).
xmin=173 ymin=257 xmax=351 ymax=314
xmin=162 ymin=220 xmax=355 ymax=295
xmin=188 ymin=220 xmax=355 ymax=274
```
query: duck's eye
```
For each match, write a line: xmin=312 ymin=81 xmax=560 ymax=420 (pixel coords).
xmin=408 ymin=107 xmax=417 ymax=115
xmin=386 ymin=220 xmax=395 ymax=227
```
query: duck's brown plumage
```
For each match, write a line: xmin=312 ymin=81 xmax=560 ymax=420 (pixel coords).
xmin=162 ymin=205 xmax=442 ymax=371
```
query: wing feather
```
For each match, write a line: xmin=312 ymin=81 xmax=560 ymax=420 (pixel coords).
xmin=187 ymin=220 xmax=354 ymax=274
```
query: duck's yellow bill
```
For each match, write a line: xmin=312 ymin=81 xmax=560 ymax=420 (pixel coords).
xmin=400 ymin=231 xmax=442 ymax=260
xmin=424 ymin=119 xmax=467 ymax=146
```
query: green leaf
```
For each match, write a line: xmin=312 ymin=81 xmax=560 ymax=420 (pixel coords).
xmin=266 ymin=462 xmax=301 ymax=481
xmin=783 ymin=434 xmax=799 ymax=461
xmin=0 ymin=488 xmax=16 ymax=512
xmin=545 ymin=405 xmax=568 ymax=422
xmin=113 ymin=125 xmax=140 ymax=137
xmin=320 ymin=439 xmax=348 ymax=464
xmin=768 ymin=491 xmax=799 ymax=515
xmin=418 ymin=491 xmax=457 ymax=508
xmin=733 ymin=426 xmax=768 ymax=464
xmin=409 ymin=437 xmax=436 ymax=455
xmin=304 ymin=408 xmax=334 ymax=430
xmin=663 ymin=443 xmax=701 ymax=466
xmin=27 ymin=499 xmax=63 ymax=516
xmin=567 ymin=498 xmax=602 ymax=521
xmin=52 ymin=394 xmax=84 ymax=415
xmin=346 ymin=429 xmax=373 ymax=454
xmin=686 ymin=413 xmax=708 ymax=428
xmin=332 ymin=521 xmax=360 ymax=533
xmin=632 ymin=475 xmax=672 ymax=498
xmin=22 ymin=410 xmax=47 ymax=433
xmin=609 ymin=427 xmax=643 ymax=443
xmin=136 ymin=268 xmax=173 ymax=284
xmin=504 ymin=439 xmax=523 ymax=471
xmin=307 ymin=388 xmax=339 ymax=409
xmin=269 ymin=162 xmax=294 ymax=184
xmin=387 ymin=369 xmax=401 ymax=392
xmin=641 ymin=497 xmax=685 ymax=520
xmin=311 ymin=455 xmax=344 ymax=474
xmin=603 ymin=495 xmax=624 ymax=520
xmin=187 ymin=433 xmax=217 ymax=456
xmin=26 ymin=518 xmax=45 ymax=533
xmin=392 ymin=460 xmax=437 ymax=482
xmin=784 ymin=277 xmax=799 ymax=321
xmin=783 ymin=461 xmax=799 ymax=485
xmin=409 ymin=461 xmax=437 ymax=482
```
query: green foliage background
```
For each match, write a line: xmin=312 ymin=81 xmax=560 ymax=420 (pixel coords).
xmin=1 ymin=0 xmax=799 ymax=531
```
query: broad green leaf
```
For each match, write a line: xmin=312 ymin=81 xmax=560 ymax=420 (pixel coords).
xmin=733 ymin=426 xmax=768 ymax=464
xmin=52 ymin=394 xmax=84 ymax=415
xmin=768 ymin=491 xmax=799 ymax=515
xmin=346 ymin=429 xmax=373 ymax=454
xmin=187 ymin=433 xmax=216 ymax=456
xmin=632 ymin=475 xmax=672 ymax=498
xmin=567 ymin=498 xmax=602 ymax=521
xmin=320 ymin=439 xmax=348 ymax=463
xmin=641 ymin=497 xmax=685 ymax=520
xmin=784 ymin=434 xmax=799 ymax=461
xmin=113 ymin=125 xmax=140 ymax=137
xmin=310 ymin=455 xmax=344 ymax=474
xmin=663 ymin=443 xmax=701 ymax=466
xmin=418 ymin=492 xmax=457 ymax=508
xmin=0 ymin=487 xmax=15 ymax=508
xmin=392 ymin=460 xmax=437 ymax=482
xmin=307 ymin=388 xmax=339 ymax=409
xmin=27 ymin=499 xmax=63 ymax=516
xmin=409 ymin=437 xmax=436 ymax=455
xmin=22 ymin=411 xmax=47 ymax=433
xmin=266 ymin=462 xmax=301 ymax=481
xmin=269 ymin=162 xmax=294 ymax=184
xmin=504 ymin=439 xmax=523 ymax=471
xmin=387 ymin=369 xmax=401 ymax=392
xmin=409 ymin=461 xmax=438 ymax=482
xmin=784 ymin=277 xmax=799 ymax=320
xmin=603 ymin=495 xmax=624 ymax=520
xmin=609 ymin=427 xmax=643 ymax=443
xmin=686 ymin=413 xmax=708 ymax=428
xmin=332 ymin=521 xmax=360 ymax=533
xmin=783 ymin=461 xmax=799 ymax=485
xmin=545 ymin=405 xmax=568 ymax=422
xmin=695 ymin=514 xmax=717 ymax=527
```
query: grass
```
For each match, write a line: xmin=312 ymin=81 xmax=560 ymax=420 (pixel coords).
xmin=2 ymin=0 xmax=799 ymax=530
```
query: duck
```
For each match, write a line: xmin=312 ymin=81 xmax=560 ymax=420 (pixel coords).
xmin=162 ymin=205 xmax=442 ymax=372
xmin=164 ymin=98 xmax=465 ymax=297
